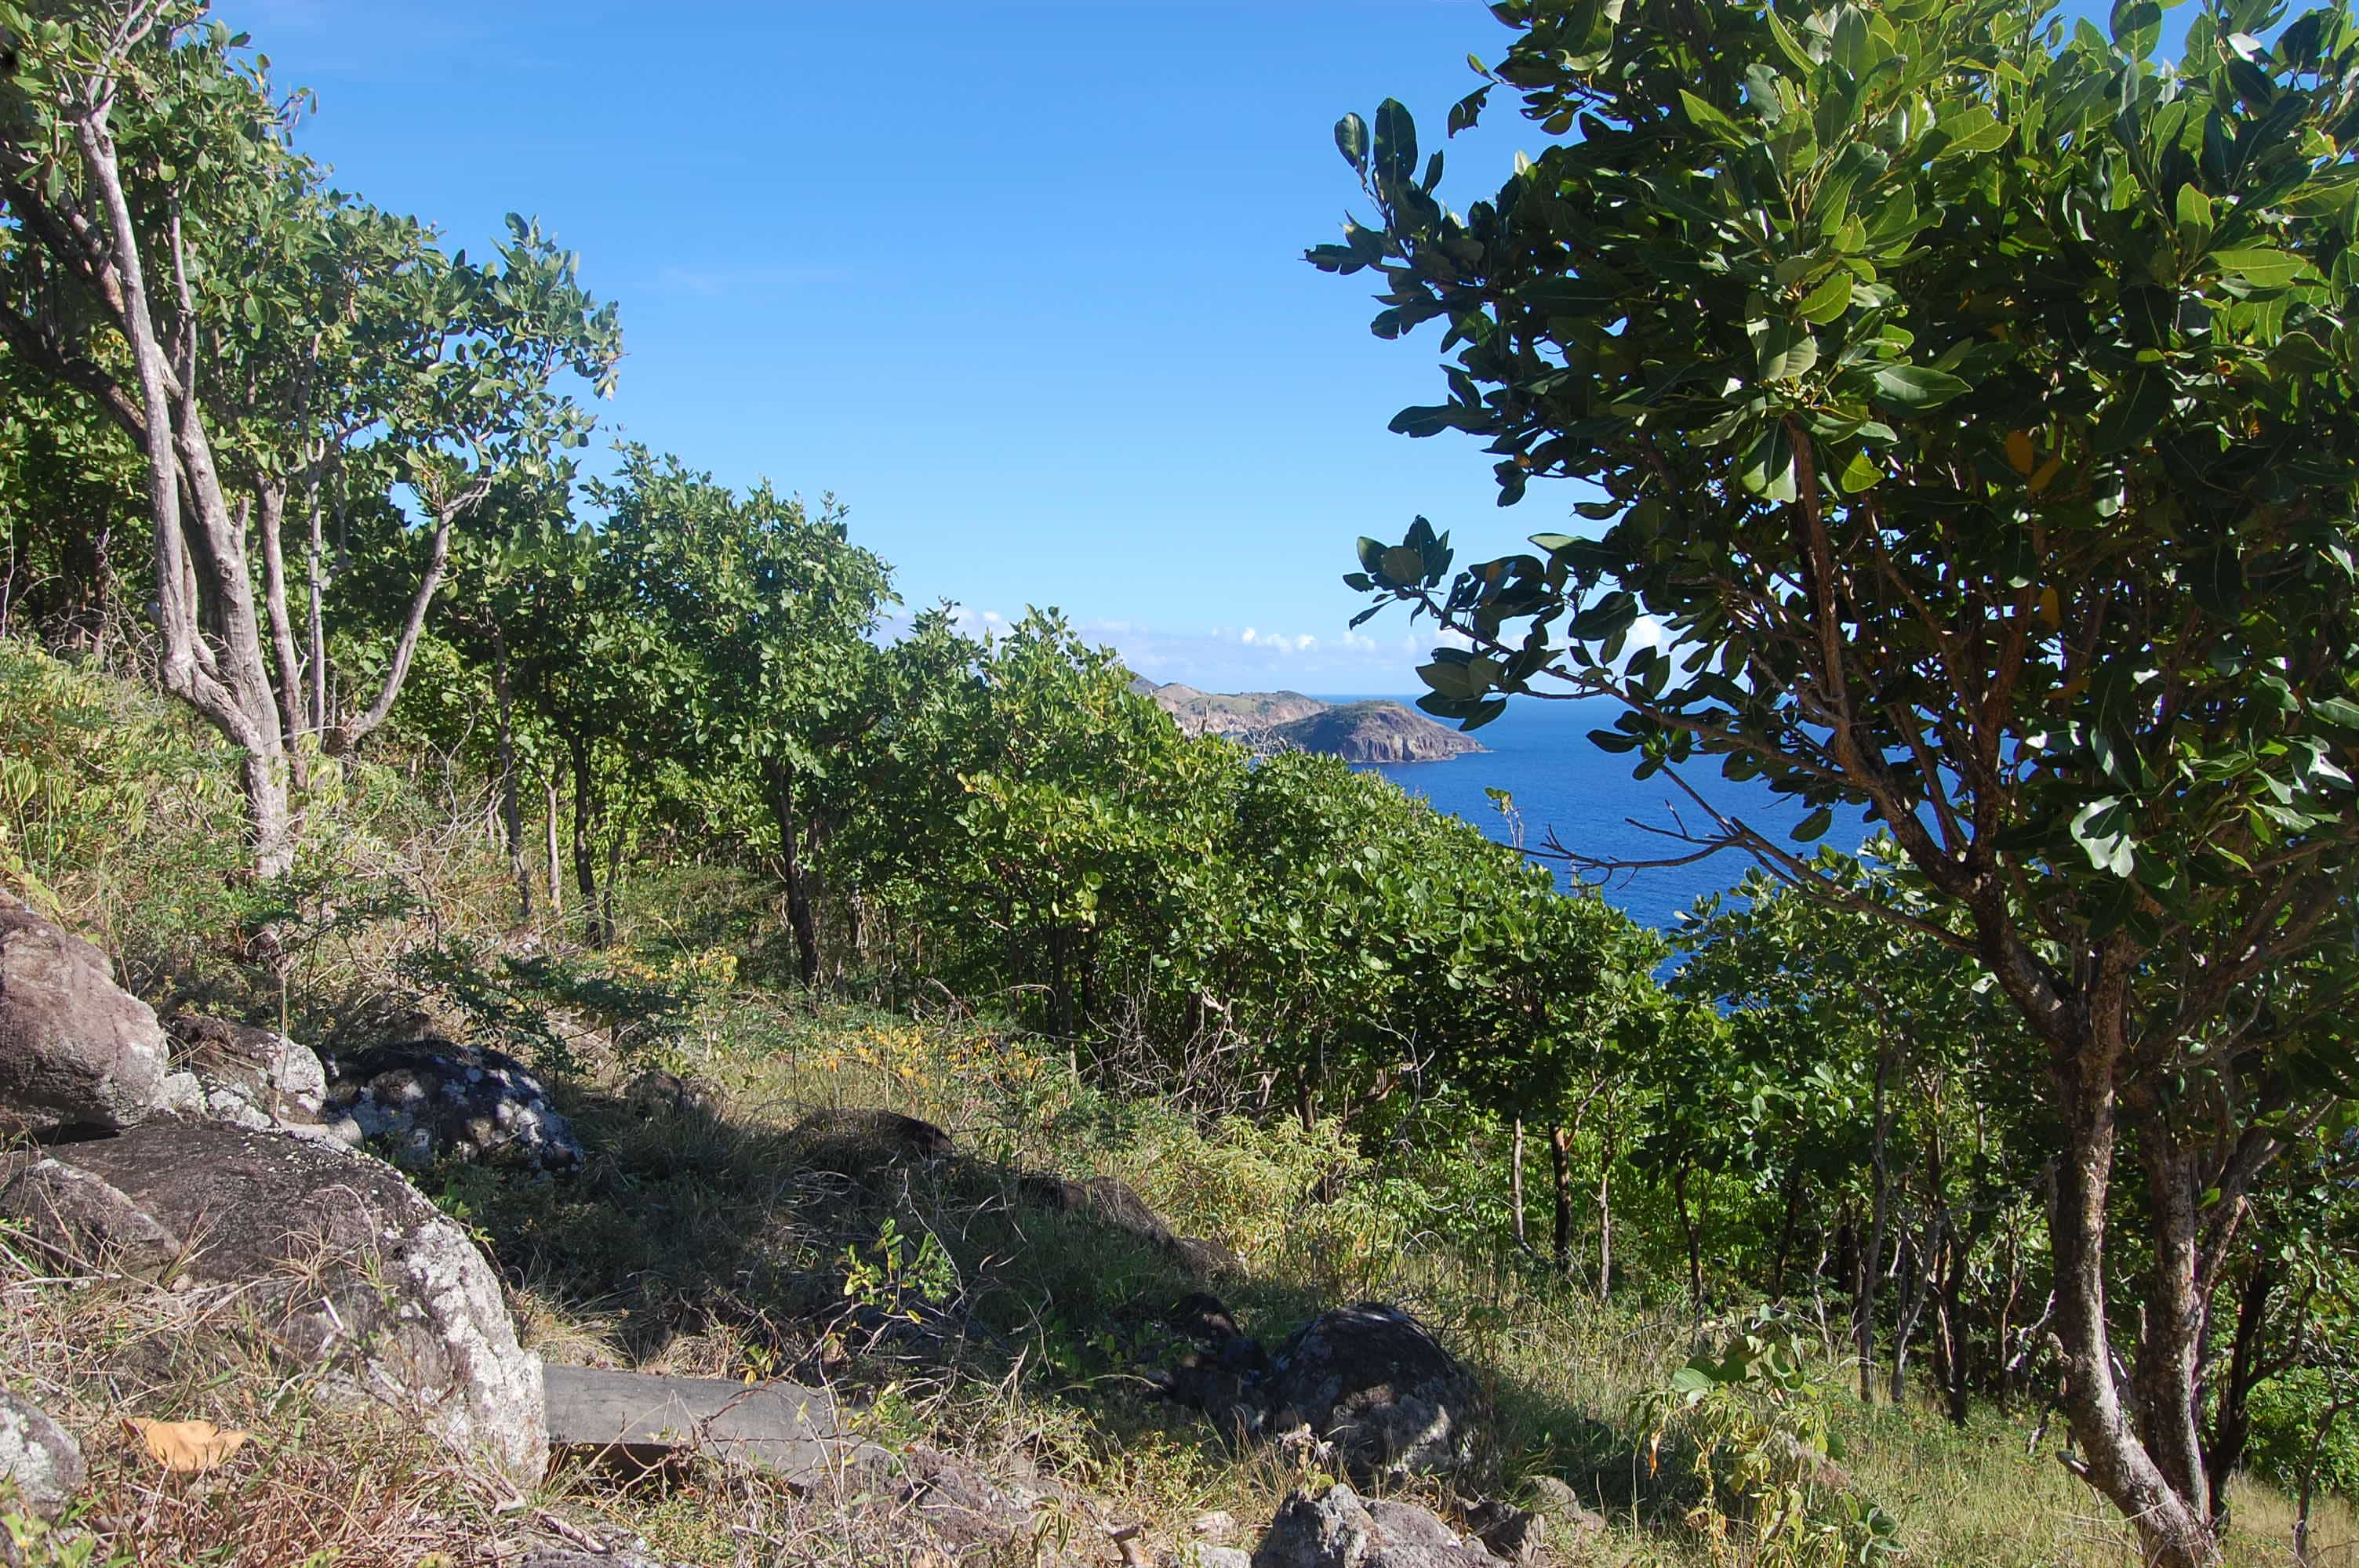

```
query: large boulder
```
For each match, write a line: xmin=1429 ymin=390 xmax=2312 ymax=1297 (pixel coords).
xmin=0 ymin=1391 xmax=82 ymax=1521
xmin=322 ymin=1039 xmax=582 ymax=1175
xmin=1252 ymin=1486 xmax=1501 ymax=1568
xmin=0 ymin=902 xmax=166 ymax=1134
xmin=9 ymin=1119 xmax=546 ymax=1483
xmin=159 ymin=1014 xmax=327 ymax=1130
xmin=1257 ymin=1304 xmax=1478 ymax=1483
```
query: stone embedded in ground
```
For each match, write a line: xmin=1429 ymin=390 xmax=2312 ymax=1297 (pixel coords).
xmin=0 ymin=1390 xmax=83 ymax=1520
xmin=322 ymin=1038 xmax=583 ymax=1174
xmin=541 ymin=1364 xmax=886 ymax=1481
xmin=164 ymin=1014 xmax=327 ymax=1127
xmin=1256 ymin=1304 xmax=1478 ymax=1483
xmin=0 ymin=901 xmax=168 ymax=1135
xmin=1250 ymin=1485 xmax=1502 ymax=1568
xmin=19 ymin=1119 xmax=546 ymax=1483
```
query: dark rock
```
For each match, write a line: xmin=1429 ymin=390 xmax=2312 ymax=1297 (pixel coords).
xmin=0 ymin=1390 xmax=82 ymax=1519
xmin=1251 ymin=1486 xmax=1500 ymax=1568
xmin=19 ymin=1120 xmax=545 ymax=1482
xmin=1161 ymin=1292 xmax=1270 ymax=1431
xmin=786 ymin=1106 xmax=954 ymax=1174
xmin=0 ymin=902 xmax=167 ymax=1134
xmin=322 ymin=1038 xmax=581 ymax=1174
xmin=0 ymin=1155 xmax=184 ymax=1274
xmin=1462 ymin=1500 xmax=1545 ymax=1563
xmin=1258 ymin=1304 xmax=1477 ymax=1483
xmin=161 ymin=1014 xmax=326 ymax=1128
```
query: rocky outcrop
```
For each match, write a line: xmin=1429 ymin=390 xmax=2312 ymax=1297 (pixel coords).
xmin=0 ymin=902 xmax=167 ymax=1134
xmin=1261 ymin=702 xmax=1485 ymax=764
xmin=1167 ymin=1301 xmax=1478 ymax=1484
xmin=1133 ymin=683 xmax=1483 ymax=764
xmin=1258 ymin=1303 xmax=1478 ymax=1482
xmin=322 ymin=1039 xmax=582 ymax=1175
xmin=158 ymin=1014 xmax=326 ymax=1130
xmin=1251 ymin=1486 xmax=1502 ymax=1568
xmin=9 ymin=1120 xmax=546 ymax=1483
xmin=0 ymin=1391 xmax=82 ymax=1521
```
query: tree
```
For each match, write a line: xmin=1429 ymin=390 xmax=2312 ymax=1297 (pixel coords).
xmin=587 ymin=446 xmax=893 ymax=983
xmin=0 ymin=5 xmax=617 ymax=873
xmin=1322 ymin=2 xmax=2359 ymax=1559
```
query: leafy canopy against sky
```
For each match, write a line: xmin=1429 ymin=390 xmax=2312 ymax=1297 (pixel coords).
xmin=241 ymin=0 xmax=2112 ymax=689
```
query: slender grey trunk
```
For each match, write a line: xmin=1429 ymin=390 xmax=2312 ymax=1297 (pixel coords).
xmin=1510 ymin=1118 xmax=1526 ymax=1250
xmin=491 ymin=622 xmax=530 ymax=920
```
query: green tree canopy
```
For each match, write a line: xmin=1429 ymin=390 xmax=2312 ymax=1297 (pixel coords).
xmin=1325 ymin=1 xmax=2359 ymax=1558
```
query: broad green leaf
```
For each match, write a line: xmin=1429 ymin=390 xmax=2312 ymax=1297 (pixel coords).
xmin=1870 ymin=365 xmax=1972 ymax=409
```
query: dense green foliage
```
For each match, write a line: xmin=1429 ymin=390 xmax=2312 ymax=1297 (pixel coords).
xmin=2 ymin=2 xmax=2357 ymax=1563
xmin=1322 ymin=0 xmax=2359 ymax=1558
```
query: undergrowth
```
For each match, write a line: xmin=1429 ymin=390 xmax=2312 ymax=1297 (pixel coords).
xmin=2 ymin=638 xmax=2353 ymax=1566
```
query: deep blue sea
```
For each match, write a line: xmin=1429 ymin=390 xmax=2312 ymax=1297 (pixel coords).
xmin=1321 ymin=695 xmax=1865 ymax=931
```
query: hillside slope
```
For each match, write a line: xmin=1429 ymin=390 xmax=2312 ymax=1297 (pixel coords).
xmin=1132 ymin=678 xmax=1481 ymax=762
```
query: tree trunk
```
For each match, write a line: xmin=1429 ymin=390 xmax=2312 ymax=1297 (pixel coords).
xmin=544 ymin=771 xmax=564 ymax=914
xmin=569 ymin=737 xmax=607 ymax=946
xmin=1595 ymin=1130 xmax=1614 ymax=1301
xmin=2131 ymin=1131 xmax=2215 ymax=1526
xmin=1771 ymin=1160 xmax=1805 ymax=1298
xmin=328 ymin=508 xmax=456 ymax=753
xmin=1674 ymin=1161 xmax=1704 ymax=1315
xmin=491 ymin=622 xmax=531 ymax=921
xmin=1549 ymin=1123 xmax=1573 ymax=1274
xmin=761 ymin=760 xmax=821 ymax=989
xmin=1510 ymin=1119 xmax=1527 ymax=1250
xmin=2202 ymin=1265 xmax=2274 ymax=1527
xmin=254 ymin=481 xmax=309 ymax=793
xmin=2048 ymin=1024 xmax=2221 ymax=1568
xmin=1859 ymin=1039 xmax=1897 ymax=1405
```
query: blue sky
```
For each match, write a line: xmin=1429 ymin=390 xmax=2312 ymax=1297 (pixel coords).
xmin=240 ymin=0 xmax=2119 ymax=691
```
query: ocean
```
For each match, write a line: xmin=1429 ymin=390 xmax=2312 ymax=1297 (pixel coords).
xmin=1322 ymin=694 xmax=1866 ymax=931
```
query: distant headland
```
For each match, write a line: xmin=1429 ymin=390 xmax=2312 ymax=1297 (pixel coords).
xmin=1129 ymin=679 xmax=1484 ymax=764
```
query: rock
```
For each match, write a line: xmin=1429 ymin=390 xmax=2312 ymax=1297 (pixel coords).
xmin=1168 ymin=1548 xmax=1252 ymax=1568
xmin=540 ymin=1364 xmax=886 ymax=1480
xmin=0 ymin=1391 xmax=82 ymax=1519
xmin=787 ymin=1106 xmax=954 ymax=1174
xmin=164 ymin=1014 xmax=326 ymax=1126
xmin=323 ymin=1038 xmax=581 ymax=1175
xmin=623 ymin=1068 xmax=715 ymax=1120
xmin=1020 ymin=1174 xmax=1238 ymax=1280
xmin=1191 ymin=1511 xmax=1242 ymax=1543
xmin=1523 ymin=1476 xmax=1606 ymax=1544
xmin=1256 ymin=1304 xmax=1478 ymax=1483
xmin=885 ymin=1444 xmax=1089 ymax=1565
xmin=1161 ymin=1292 xmax=1270 ymax=1430
xmin=0 ymin=902 xmax=167 ymax=1134
xmin=1251 ymin=1486 xmax=1500 ymax=1568
xmin=1462 ymin=1500 xmax=1545 ymax=1563
xmin=520 ymin=1540 xmax=678 ymax=1568
xmin=0 ymin=1156 xmax=184 ymax=1274
xmin=19 ymin=1120 xmax=545 ymax=1483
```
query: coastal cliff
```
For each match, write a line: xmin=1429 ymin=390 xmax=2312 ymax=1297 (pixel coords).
xmin=1132 ymin=681 xmax=1482 ymax=763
